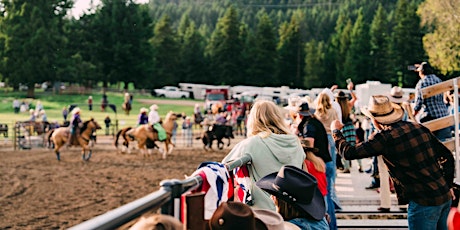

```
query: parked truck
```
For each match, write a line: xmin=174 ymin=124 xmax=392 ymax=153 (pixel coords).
xmin=204 ymin=86 xmax=231 ymax=111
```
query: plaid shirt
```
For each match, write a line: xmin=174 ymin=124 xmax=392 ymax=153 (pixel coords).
xmin=333 ymin=121 xmax=454 ymax=206
xmin=341 ymin=120 xmax=356 ymax=146
xmin=414 ymin=74 xmax=449 ymax=119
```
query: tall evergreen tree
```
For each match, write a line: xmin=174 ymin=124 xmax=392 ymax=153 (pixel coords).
xmin=304 ymin=39 xmax=326 ymax=88
xmin=389 ymin=0 xmax=425 ymax=87
xmin=277 ymin=10 xmax=305 ymax=87
xmin=206 ymin=6 xmax=244 ymax=85
xmin=150 ymin=15 xmax=180 ymax=88
xmin=369 ymin=4 xmax=391 ymax=81
xmin=2 ymin=0 xmax=72 ymax=97
xmin=343 ymin=8 xmax=371 ymax=84
xmin=245 ymin=10 xmax=278 ymax=86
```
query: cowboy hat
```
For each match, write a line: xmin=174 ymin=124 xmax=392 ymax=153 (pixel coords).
xmin=72 ymin=107 xmax=81 ymax=114
xmin=387 ymin=86 xmax=408 ymax=104
xmin=253 ymin=209 xmax=300 ymax=230
xmin=256 ymin=165 xmax=326 ymax=221
xmin=208 ymin=201 xmax=261 ymax=230
xmin=129 ymin=214 xmax=183 ymax=230
xmin=150 ymin=104 xmax=158 ymax=110
xmin=360 ymin=95 xmax=404 ymax=125
xmin=335 ymin=90 xmax=348 ymax=99
xmin=297 ymin=102 xmax=315 ymax=117
xmin=140 ymin=107 xmax=148 ymax=113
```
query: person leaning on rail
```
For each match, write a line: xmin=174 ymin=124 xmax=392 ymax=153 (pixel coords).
xmin=331 ymin=95 xmax=455 ymax=229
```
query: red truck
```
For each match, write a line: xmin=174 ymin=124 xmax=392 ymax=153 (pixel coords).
xmin=204 ymin=87 xmax=231 ymax=111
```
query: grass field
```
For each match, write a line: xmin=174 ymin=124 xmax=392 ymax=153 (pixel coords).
xmin=0 ymin=89 xmax=202 ymax=137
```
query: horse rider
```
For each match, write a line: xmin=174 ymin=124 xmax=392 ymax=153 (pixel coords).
xmin=148 ymin=104 xmax=166 ymax=141
xmin=68 ymin=107 xmax=82 ymax=145
xmin=137 ymin=107 xmax=149 ymax=126
xmin=29 ymin=109 xmax=36 ymax=121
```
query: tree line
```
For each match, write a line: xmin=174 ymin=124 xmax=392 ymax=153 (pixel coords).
xmin=0 ymin=0 xmax=458 ymax=98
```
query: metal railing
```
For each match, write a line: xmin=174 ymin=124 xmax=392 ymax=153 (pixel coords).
xmin=68 ymin=176 xmax=203 ymax=230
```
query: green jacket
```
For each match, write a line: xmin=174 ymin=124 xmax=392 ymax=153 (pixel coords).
xmin=222 ymin=132 xmax=305 ymax=211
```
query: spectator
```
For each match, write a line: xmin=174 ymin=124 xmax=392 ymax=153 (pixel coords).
xmin=336 ymin=89 xmax=362 ymax=173
xmin=62 ymin=106 xmax=68 ymax=122
xmin=413 ymin=62 xmax=451 ymax=141
xmin=129 ymin=214 xmax=183 ymax=230
xmin=171 ymin=118 xmax=178 ymax=144
xmin=88 ymin=96 xmax=93 ymax=111
xmin=296 ymin=101 xmax=337 ymax=229
xmin=20 ymin=100 xmax=28 ymax=113
xmin=35 ymin=100 xmax=43 ymax=112
xmin=13 ymin=99 xmax=20 ymax=114
xmin=104 ymin=115 xmax=111 ymax=135
xmin=221 ymin=100 xmax=305 ymax=211
xmin=101 ymin=93 xmax=108 ymax=112
xmin=332 ymin=95 xmax=455 ymax=229
xmin=182 ymin=116 xmax=193 ymax=147
xmin=256 ymin=165 xmax=328 ymax=229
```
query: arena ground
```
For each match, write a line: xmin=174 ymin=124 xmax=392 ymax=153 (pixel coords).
xmin=0 ymin=135 xmax=241 ymax=229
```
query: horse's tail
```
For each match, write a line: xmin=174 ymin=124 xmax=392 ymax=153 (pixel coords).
xmin=48 ymin=129 xmax=56 ymax=147
xmin=114 ymin=129 xmax=124 ymax=148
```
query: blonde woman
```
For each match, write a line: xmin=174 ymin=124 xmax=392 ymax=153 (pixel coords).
xmin=314 ymin=92 xmax=340 ymax=230
xmin=222 ymin=100 xmax=305 ymax=211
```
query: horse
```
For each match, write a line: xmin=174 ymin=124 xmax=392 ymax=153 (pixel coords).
xmin=50 ymin=119 xmax=101 ymax=161
xmin=197 ymin=124 xmax=234 ymax=150
xmin=114 ymin=111 xmax=178 ymax=159
xmin=122 ymin=101 xmax=132 ymax=115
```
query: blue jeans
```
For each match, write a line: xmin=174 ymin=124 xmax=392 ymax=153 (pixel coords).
xmin=326 ymin=134 xmax=339 ymax=229
xmin=289 ymin=217 xmax=329 ymax=230
xmin=407 ymin=199 xmax=451 ymax=230
xmin=434 ymin=127 xmax=452 ymax=142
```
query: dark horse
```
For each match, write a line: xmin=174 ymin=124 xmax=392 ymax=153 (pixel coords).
xmin=198 ymin=124 xmax=234 ymax=150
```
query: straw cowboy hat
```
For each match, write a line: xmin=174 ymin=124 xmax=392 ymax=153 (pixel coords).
xmin=256 ymin=165 xmax=326 ymax=221
xmin=129 ymin=214 xmax=183 ymax=230
xmin=297 ymin=102 xmax=315 ymax=117
xmin=360 ymin=95 xmax=404 ymax=125
xmin=208 ymin=201 xmax=298 ymax=230
xmin=29 ymin=109 xmax=35 ymax=114
xmin=387 ymin=86 xmax=409 ymax=104
xmin=72 ymin=107 xmax=81 ymax=114
xmin=150 ymin=104 xmax=158 ymax=110
xmin=140 ymin=107 xmax=148 ymax=113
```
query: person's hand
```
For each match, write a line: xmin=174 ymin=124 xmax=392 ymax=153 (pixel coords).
xmin=330 ymin=85 xmax=338 ymax=91
xmin=330 ymin=119 xmax=343 ymax=131
xmin=347 ymin=82 xmax=354 ymax=91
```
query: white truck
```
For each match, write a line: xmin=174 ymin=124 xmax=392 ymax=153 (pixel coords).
xmin=152 ymin=86 xmax=190 ymax=99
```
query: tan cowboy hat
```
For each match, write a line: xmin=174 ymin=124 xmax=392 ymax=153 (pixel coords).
xmin=140 ymin=107 xmax=147 ymax=113
xmin=72 ymin=107 xmax=81 ymax=114
xmin=387 ymin=86 xmax=408 ymax=104
xmin=150 ymin=104 xmax=158 ymax=110
xmin=360 ymin=95 xmax=404 ymax=125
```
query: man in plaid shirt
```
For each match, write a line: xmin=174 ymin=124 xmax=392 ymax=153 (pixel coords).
xmin=331 ymin=95 xmax=455 ymax=229
xmin=413 ymin=62 xmax=451 ymax=141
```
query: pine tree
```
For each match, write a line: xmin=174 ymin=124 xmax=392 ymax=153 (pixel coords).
xmin=369 ymin=4 xmax=391 ymax=81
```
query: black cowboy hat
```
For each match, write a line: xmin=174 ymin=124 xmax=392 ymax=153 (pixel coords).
xmin=297 ymin=102 xmax=315 ymax=117
xmin=256 ymin=165 xmax=326 ymax=221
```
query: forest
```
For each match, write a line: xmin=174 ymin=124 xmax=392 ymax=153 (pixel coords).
xmin=0 ymin=0 xmax=458 ymax=97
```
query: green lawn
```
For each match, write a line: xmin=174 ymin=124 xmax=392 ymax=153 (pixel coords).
xmin=0 ymin=89 xmax=201 ymax=137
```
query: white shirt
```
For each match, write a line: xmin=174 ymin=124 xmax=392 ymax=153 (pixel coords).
xmin=148 ymin=110 xmax=160 ymax=124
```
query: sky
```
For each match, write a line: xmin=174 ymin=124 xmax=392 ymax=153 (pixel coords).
xmin=71 ymin=0 xmax=149 ymax=18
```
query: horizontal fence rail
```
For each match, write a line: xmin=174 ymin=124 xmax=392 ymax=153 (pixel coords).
xmin=69 ymin=176 xmax=203 ymax=230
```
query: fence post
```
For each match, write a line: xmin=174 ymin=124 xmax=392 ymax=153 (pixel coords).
xmin=160 ymin=179 xmax=182 ymax=217
xmin=183 ymin=192 xmax=206 ymax=230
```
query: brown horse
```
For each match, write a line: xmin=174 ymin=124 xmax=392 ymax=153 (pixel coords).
xmin=50 ymin=119 xmax=101 ymax=161
xmin=115 ymin=111 xmax=178 ymax=159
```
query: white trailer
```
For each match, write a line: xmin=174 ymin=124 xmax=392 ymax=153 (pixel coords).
xmin=355 ymin=81 xmax=392 ymax=110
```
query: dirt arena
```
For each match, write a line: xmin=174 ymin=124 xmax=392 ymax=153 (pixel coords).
xmin=0 ymin=136 xmax=241 ymax=229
